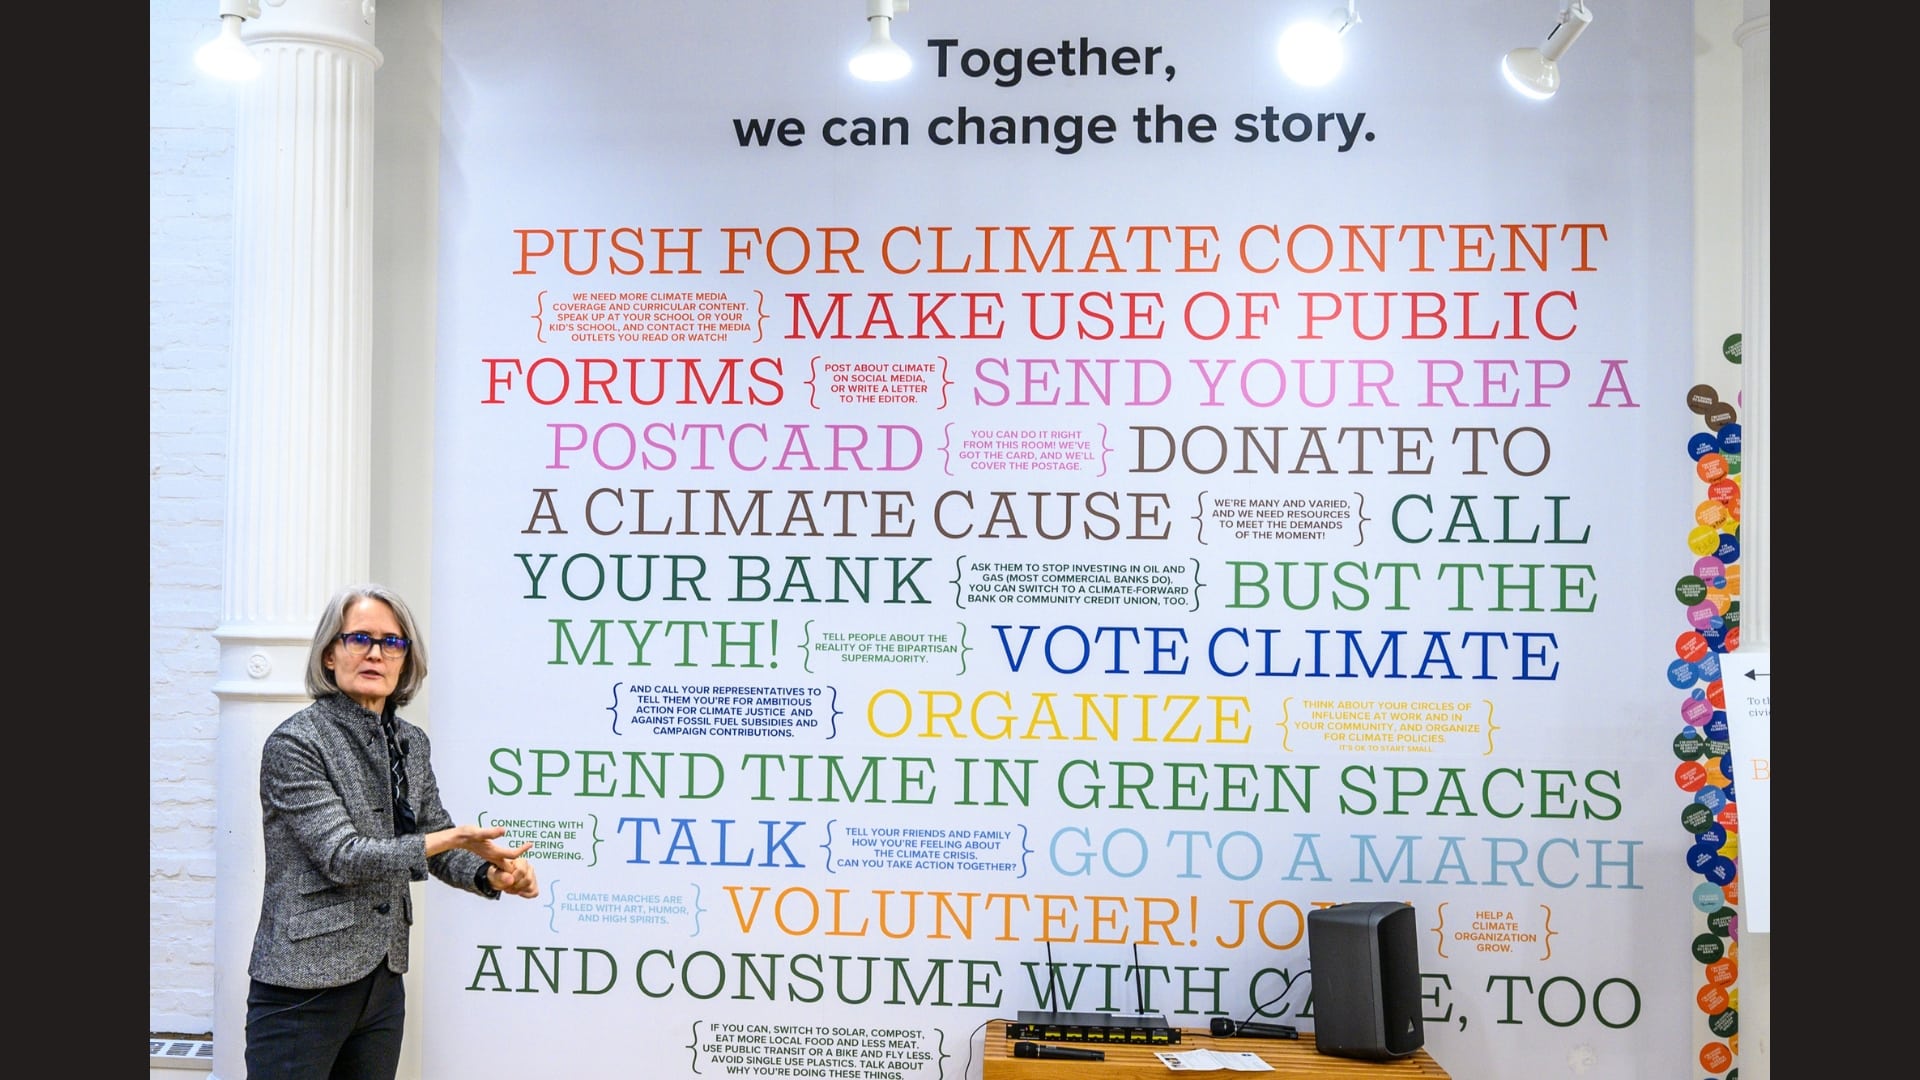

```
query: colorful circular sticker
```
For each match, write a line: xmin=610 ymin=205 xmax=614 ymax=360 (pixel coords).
xmin=1680 ymin=802 xmax=1715 ymax=833
xmin=1716 ymin=423 xmax=1741 ymax=455
xmin=1675 ymin=576 xmax=1709 ymax=604
xmin=1675 ymin=761 xmax=1709 ymax=792
xmin=1699 ymin=854 xmax=1736 ymax=886
xmin=1686 ymin=601 xmax=1720 ymax=630
xmin=1706 ymin=906 xmax=1736 ymax=937
xmin=1681 ymin=696 xmax=1713 ymax=726
xmin=1688 ymin=432 xmax=1721 ymax=460
xmin=1708 ymin=1008 xmax=1738 ymax=1038
xmin=1675 ymin=631 xmax=1710 ymax=662
xmin=1703 ymin=403 xmax=1737 ymax=431
xmin=1686 ymin=525 xmax=1721 ymax=555
xmin=1673 ymin=729 xmax=1706 ymax=760
xmin=1721 ymin=333 xmax=1741 ymax=364
xmin=1693 ymin=785 xmax=1727 ymax=814
xmin=1692 ymin=881 xmax=1727 ymax=912
xmin=1668 ymin=658 xmax=1701 ymax=687
xmin=1695 ymin=453 xmax=1729 ymax=482
xmin=1687 ymin=383 xmax=1721 ymax=412
xmin=1693 ymin=555 xmax=1726 ymax=585
xmin=1691 ymin=933 xmax=1725 ymax=963
xmin=1714 ymin=532 xmax=1740 ymax=562
xmin=1696 ymin=983 xmax=1730 ymax=1013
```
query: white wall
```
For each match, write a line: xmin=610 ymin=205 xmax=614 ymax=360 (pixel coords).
xmin=149 ymin=0 xmax=236 ymax=1034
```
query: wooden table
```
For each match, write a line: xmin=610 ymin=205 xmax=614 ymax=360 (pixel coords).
xmin=982 ymin=1025 xmax=1449 ymax=1079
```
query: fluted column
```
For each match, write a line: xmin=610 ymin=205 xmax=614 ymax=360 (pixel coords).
xmin=211 ymin=2 xmax=381 ymax=1078
xmin=1737 ymin=4 xmax=1768 ymax=655
xmin=1733 ymin=9 xmax=1769 ymax=1080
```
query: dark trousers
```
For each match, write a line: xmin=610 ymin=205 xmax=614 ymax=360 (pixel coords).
xmin=245 ymin=963 xmax=406 ymax=1080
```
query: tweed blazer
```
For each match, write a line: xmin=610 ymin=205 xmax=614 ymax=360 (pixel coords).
xmin=248 ymin=692 xmax=495 ymax=989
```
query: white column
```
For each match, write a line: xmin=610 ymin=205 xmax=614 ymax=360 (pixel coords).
xmin=211 ymin=2 xmax=381 ymax=1079
xmin=1737 ymin=4 xmax=1769 ymax=654
xmin=1734 ymin=5 xmax=1769 ymax=1080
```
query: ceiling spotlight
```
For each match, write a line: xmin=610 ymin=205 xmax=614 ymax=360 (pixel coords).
xmin=850 ymin=0 xmax=912 ymax=82
xmin=1276 ymin=2 xmax=1360 ymax=87
xmin=194 ymin=0 xmax=263 ymax=81
xmin=1502 ymin=1 xmax=1592 ymax=100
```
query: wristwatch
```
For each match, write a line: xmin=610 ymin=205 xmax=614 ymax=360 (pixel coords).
xmin=474 ymin=863 xmax=501 ymax=898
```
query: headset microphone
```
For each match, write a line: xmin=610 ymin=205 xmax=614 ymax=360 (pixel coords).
xmin=1210 ymin=1017 xmax=1300 ymax=1040
xmin=1013 ymin=1042 xmax=1106 ymax=1061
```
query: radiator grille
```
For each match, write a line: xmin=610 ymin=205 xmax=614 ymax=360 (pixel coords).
xmin=149 ymin=1038 xmax=214 ymax=1070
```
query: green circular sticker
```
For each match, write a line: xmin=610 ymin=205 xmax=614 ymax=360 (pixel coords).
xmin=1672 ymin=729 xmax=1705 ymax=761
xmin=1691 ymin=933 xmax=1725 ymax=963
xmin=1722 ymin=333 xmax=1742 ymax=365
xmin=1675 ymin=576 xmax=1708 ymax=604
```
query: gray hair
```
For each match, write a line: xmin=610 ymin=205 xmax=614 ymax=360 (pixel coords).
xmin=304 ymin=583 xmax=431 ymax=708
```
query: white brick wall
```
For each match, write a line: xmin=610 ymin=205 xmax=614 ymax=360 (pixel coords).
xmin=149 ymin=0 xmax=234 ymax=1036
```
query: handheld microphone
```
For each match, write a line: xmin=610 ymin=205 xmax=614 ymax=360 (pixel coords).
xmin=1210 ymin=1017 xmax=1299 ymax=1040
xmin=1013 ymin=1041 xmax=1105 ymax=1061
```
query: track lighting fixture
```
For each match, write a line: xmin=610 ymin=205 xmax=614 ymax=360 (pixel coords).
xmin=849 ymin=0 xmax=912 ymax=82
xmin=1502 ymin=1 xmax=1592 ymax=100
xmin=1276 ymin=1 xmax=1360 ymax=87
xmin=195 ymin=0 xmax=262 ymax=81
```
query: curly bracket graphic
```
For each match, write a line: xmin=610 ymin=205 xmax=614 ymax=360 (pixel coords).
xmin=1430 ymin=901 xmax=1449 ymax=958
xmin=934 ymin=354 xmax=954 ymax=409
xmin=821 ymin=817 xmax=841 ymax=875
xmin=531 ymin=289 xmax=549 ymax=343
xmin=689 ymin=882 xmax=708 ymax=937
xmin=542 ymin=878 xmax=561 ymax=933
xmin=1094 ymin=422 xmax=1113 ymax=477
xmin=750 ymin=289 xmax=768 ymax=343
xmin=586 ymin=813 xmax=603 ymax=867
xmin=1014 ymin=824 xmax=1034 ymax=878
xmin=1481 ymin=699 xmax=1500 ymax=755
xmin=1276 ymin=696 xmax=1295 ymax=751
xmin=687 ymin=1019 xmax=707 ymax=1075
xmin=937 ymin=422 xmax=956 ymax=475
xmin=824 ymin=685 xmax=842 ymax=738
xmin=1539 ymin=904 xmax=1556 ymax=960
xmin=1350 ymin=490 xmax=1371 ymax=546
xmin=949 ymin=555 xmax=968 ymax=609
xmin=1186 ymin=556 xmax=1203 ymax=612
xmin=931 ymin=1028 xmax=951 ymax=1079
xmin=804 ymin=354 xmax=824 ymax=409
xmin=1192 ymin=490 xmax=1212 ymax=545
xmin=952 ymin=622 xmax=973 ymax=677
xmin=606 ymin=681 xmax=624 ymax=736
xmin=799 ymin=618 xmax=818 ymax=673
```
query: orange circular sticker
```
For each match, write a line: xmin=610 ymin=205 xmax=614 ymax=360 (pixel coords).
xmin=1698 ymin=1041 xmax=1733 ymax=1073
xmin=1695 ymin=454 xmax=1728 ymax=483
xmin=1696 ymin=984 xmax=1729 ymax=1013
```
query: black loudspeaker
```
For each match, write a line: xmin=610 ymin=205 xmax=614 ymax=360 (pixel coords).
xmin=1306 ymin=901 xmax=1424 ymax=1059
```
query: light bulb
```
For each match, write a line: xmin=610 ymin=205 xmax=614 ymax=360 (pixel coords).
xmin=1501 ymin=48 xmax=1559 ymax=99
xmin=849 ymin=17 xmax=911 ymax=82
xmin=195 ymin=14 xmax=261 ymax=81
xmin=1276 ymin=20 xmax=1344 ymax=87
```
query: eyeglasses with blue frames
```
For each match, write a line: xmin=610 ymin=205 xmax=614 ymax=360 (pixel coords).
xmin=337 ymin=631 xmax=411 ymax=657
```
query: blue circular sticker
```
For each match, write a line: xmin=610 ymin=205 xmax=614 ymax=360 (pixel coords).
xmin=1687 ymin=432 xmax=1720 ymax=460
xmin=1667 ymin=658 xmax=1699 ymax=689
xmin=1717 ymin=423 xmax=1741 ymax=454
xmin=1695 ymin=652 xmax=1723 ymax=684
xmin=1693 ymin=786 xmax=1727 ymax=814
xmin=1692 ymin=881 xmax=1726 ymax=912
xmin=1704 ymin=713 xmax=1729 ymax=744
xmin=1700 ymin=854 xmax=1736 ymax=885
xmin=1715 ymin=532 xmax=1740 ymax=562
